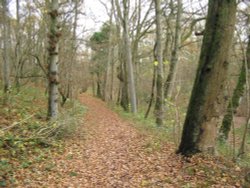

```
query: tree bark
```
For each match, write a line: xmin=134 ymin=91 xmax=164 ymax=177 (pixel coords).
xmin=177 ymin=0 xmax=237 ymax=155
xmin=118 ymin=58 xmax=129 ymax=112
xmin=238 ymin=30 xmax=250 ymax=157
xmin=123 ymin=0 xmax=137 ymax=113
xmin=2 ymin=0 xmax=11 ymax=94
xmin=14 ymin=0 xmax=21 ymax=90
xmin=47 ymin=0 xmax=60 ymax=119
xmin=154 ymin=0 xmax=164 ymax=126
xmin=104 ymin=1 xmax=114 ymax=101
xmin=145 ymin=65 xmax=156 ymax=119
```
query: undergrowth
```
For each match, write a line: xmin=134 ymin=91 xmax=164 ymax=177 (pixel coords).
xmin=111 ymin=103 xmax=250 ymax=170
xmin=0 ymin=86 xmax=85 ymax=187
xmin=110 ymin=104 xmax=181 ymax=152
xmin=217 ymin=124 xmax=250 ymax=168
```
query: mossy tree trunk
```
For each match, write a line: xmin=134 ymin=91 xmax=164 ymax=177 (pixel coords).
xmin=154 ymin=0 xmax=164 ymax=126
xmin=238 ymin=29 xmax=250 ymax=157
xmin=177 ymin=0 xmax=237 ymax=155
xmin=2 ymin=0 xmax=11 ymax=94
xmin=219 ymin=59 xmax=248 ymax=141
xmin=47 ymin=0 xmax=60 ymax=119
xmin=14 ymin=0 xmax=21 ymax=90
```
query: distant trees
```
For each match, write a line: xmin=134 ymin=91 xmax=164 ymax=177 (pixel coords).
xmin=2 ymin=0 xmax=249 ymax=157
xmin=89 ymin=23 xmax=113 ymax=99
xmin=178 ymin=0 xmax=237 ymax=155
xmin=164 ymin=0 xmax=182 ymax=99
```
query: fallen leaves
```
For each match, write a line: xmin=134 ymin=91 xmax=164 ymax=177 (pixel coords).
xmin=11 ymin=93 xmax=245 ymax=187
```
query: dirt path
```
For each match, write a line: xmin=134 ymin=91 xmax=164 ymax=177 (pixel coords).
xmin=15 ymin=94 xmax=243 ymax=188
xmin=54 ymin=94 xmax=181 ymax=187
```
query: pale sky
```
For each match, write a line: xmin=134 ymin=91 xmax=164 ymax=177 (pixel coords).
xmin=8 ymin=0 xmax=249 ymax=38
xmin=84 ymin=0 xmax=109 ymax=31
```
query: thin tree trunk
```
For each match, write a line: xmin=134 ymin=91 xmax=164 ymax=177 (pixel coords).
xmin=177 ymin=0 xmax=237 ymax=155
xmin=15 ymin=0 xmax=21 ymax=90
xmin=47 ymin=0 xmax=60 ymax=119
xmin=145 ymin=65 xmax=156 ymax=119
xmin=238 ymin=33 xmax=250 ymax=157
xmin=68 ymin=0 xmax=78 ymax=100
xmin=163 ymin=0 xmax=174 ymax=71
xmin=96 ymin=73 xmax=102 ymax=98
xmin=154 ymin=0 xmax=164 ymax=126
xmin=104 ymin=1 xmax=114 ymax=101
xmin=110 ymin=49 xmax=115 ymax=100
xmin=164 ymin=0 xmax=182 ymax=99
xmin=2 ymin=0 xmax=10 ymax=94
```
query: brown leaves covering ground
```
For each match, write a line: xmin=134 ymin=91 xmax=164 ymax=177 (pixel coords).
xmin=14 ymin=94 xmax=244 ymax=187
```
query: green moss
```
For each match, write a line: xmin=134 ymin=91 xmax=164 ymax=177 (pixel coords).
xmin=219 ymin=62 xmax=246 ymax=141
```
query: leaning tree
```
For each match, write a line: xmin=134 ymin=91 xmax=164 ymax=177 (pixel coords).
xmin=178 ymin=0 xmax=237 ymax=155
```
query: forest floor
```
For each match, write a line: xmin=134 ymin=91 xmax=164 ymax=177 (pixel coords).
xmin=13 ymin=93 xmax=245 ymax=187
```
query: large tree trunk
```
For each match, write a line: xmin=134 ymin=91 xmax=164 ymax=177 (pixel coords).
xmin=2 ymin=0 xmax=11 ymax=94
xmin=177 ymin=0 xmax=237 ymax=155
xmin=154 ymin=0 xmax=164 ymax=126
xmin=123 ymin=0 xmax=137 ymax=113
xmin=164 ymin=0 xmax=182 ymax=99
xmin=47 ymin=0 xmax=60 ymax=119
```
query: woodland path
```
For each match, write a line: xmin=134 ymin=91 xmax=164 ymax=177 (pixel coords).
xmin=53 ymin=93 xmax=182 ymax=187
xmin=15 ymin=94 xmax=242 ymax=188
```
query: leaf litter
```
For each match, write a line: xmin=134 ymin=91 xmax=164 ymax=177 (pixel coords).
xmin=13 ymin=94 xmax=244 ymax=187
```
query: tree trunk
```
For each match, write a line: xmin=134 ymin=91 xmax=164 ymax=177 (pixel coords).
xmin=177 ymin=0 xmax=237 ymax=155
xmin=15 ymin=0 xmax=21 ymax=90
xmin=219 ymin=58 xmax=248 ymax=141
xmin=145 ymin=65 xmax=156 ymax=119
xmin=238 ymin=31 xmax=250 ymax=157
xmin=47 ymin=0 xmax=60 ymax=119
xmin=104 ymin=1 xmax=114 ymax=101
xmin=164 ymin=0 xmax=182 ymax=99
xmin=96 ymin=73 xmax=102 ymax=98
xmin=118 ymin=59 xmax=129 ymax=112
xmin=110 ymin=48 xmax=115 ymax=100
xmin=154 ymin=0 xmax=164 ymax=126
xmin=2 ymin=0 xmax=11 ymax=94
xmin=123 ymin=0 xmax=137 ymax=113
